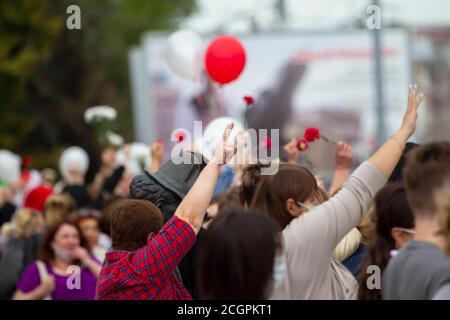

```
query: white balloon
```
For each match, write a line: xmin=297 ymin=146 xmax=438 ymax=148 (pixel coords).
xmin=166 ymin=29 xmax=203 ymax=81
xmin=196 ymin=117 xmax=243 ymax=161
xmin=0 ymin=150 xmax=21 ymax=184
xmin=59 ymin=146 xmax=89 ymax=181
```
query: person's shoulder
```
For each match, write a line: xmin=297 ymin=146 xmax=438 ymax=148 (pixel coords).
xmin=21 ymin=260 xmax=40 ymax=278
xmin=433 ymin=282 xmax=450 ymax=300
xmin=163 ymin=215 xmax=195 ymax=234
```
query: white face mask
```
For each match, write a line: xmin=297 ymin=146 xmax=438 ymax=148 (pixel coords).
xmin=272 ymin=254 xmax=287 ymax=289
xmin=296 ymin=201 xmax=316 ymax=211
xmin=51 ymin=243 xmax=73 ymax=263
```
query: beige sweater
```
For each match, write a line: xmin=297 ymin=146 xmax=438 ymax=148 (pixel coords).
xmin=270 ymin=161 xmax=387 ymax=300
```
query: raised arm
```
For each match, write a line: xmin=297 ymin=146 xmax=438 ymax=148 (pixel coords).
xmin=175 ymin=123 xmax=237 ymax=234
xmin=368 ymin=84 xmax=424 ymax=176
xmin=288 ymin=85 xmax=425 ymax=252
xmin=329 ymin=142 xmax=353 ymax=196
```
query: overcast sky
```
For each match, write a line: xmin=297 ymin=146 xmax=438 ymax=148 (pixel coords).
xmin=182 ymin=0 xmax=450 ymax=33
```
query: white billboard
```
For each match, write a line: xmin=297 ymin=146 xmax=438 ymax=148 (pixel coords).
xmin=129 ymin=29 xmax=412 ymax=167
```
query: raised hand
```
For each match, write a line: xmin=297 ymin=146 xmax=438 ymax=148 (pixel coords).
xmin=335 ymin=142 xmax=353 ymax=170
xmin=399 ymin=84 xmax=425 ymax=138
xmin=211 ymin=123 xmax=237 ymax=165
xmin=283 ymin=138 xmax=299 ymax=164
xmin=150 ymin=140 xmax=164 ymax=162
xmin=70 ymin=246 xmax=90 ymax=262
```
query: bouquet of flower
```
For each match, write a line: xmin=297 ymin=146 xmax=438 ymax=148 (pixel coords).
xmin=84 ymin=105 xmax=122 ymax=147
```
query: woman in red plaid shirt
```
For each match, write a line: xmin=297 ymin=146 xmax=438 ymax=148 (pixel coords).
xmin=96 ymin=124 xmax=237 ymax=300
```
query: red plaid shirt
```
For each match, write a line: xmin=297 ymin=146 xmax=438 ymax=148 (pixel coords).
xmin=96 ymin=215 xmax=196 ymax=300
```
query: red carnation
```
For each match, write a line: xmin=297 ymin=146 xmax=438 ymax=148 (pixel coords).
xmin=304 ymin=127 xmax=320 ymax=142
xmin=296 ymin=139 xmax=309 ymax=151
xmin=243 ymin=95 xmax=255 ymax=106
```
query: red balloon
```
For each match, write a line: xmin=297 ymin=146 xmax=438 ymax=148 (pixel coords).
xmin=205 ymin=35 xmax=246 ymax=85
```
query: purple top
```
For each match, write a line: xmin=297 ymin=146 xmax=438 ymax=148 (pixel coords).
xmin=17 ymin=260 xmax=98 ymax=300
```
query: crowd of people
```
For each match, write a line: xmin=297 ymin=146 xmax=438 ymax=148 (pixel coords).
xmin=1 ymin=85 xmax=450 ymax=300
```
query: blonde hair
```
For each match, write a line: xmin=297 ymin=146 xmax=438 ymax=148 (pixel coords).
xmin=44 ymin=194 xmax=75 ymax=227
xmin=436 ymin=183 xmax=450 ymax=256
xmin=0 ymin=209 xmax=42 ymax=239
xmin=358 ymin=206 xmax=376 ymax=245
xmin=314 ymin=187 xmax=330 ymax=204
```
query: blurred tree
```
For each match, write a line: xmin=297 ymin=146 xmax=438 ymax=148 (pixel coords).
xmin=0 ymin=0 xmax=196 ymax=180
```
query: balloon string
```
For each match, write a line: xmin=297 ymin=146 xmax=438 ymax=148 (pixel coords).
xmin=218 ymin=85 xmax=225 ymax=116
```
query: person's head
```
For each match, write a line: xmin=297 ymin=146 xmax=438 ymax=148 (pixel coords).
xmin=239 ymin=162 xmax=270 ymax=207
xmin=218 ymin=187 xmax=243 ymax=214
xmin=113 ymin=170 xmax=133 ymax=197
xmin=110 ymin=199 xmax=163 ymax=251
xmin=204 ymin=187 xmax=244 ymax=229
xmin=404 ymin=142 xmax=450 ymax=219
xmin=101 ymin=147 xmax=117 ymax=169
xmin=99 ymin=197 xmax=126 ymax=236
xmin=38 ymin=221 xmax=88 ymax=264
xmin=197 ymin=210 xmax=282 ymax=299
xmin=388 ymin=142 xmax=419 ymax=182
xmin=374 ymin=182 xmax=415 ymax=250
xmin=357 ymin=182 xmax=414 ymax=300
xmin=44 ymin=194 xmax=75 ymax=228
xmin=41 ymin=168 xmax=56 ymax=186
xmin=23 ymin=185 xmax=54 ymax=213
xmin=61 ymin=185 xmax=91 ymax=209
xmin=313 ymin=187 xmax=330 ymax=204
xmin=77 ymin=215 xmax=101 ymax=248
xmin=129 ymin=152 xmax=206 ymax=222
xmin=250 ymin=164 xmax=317 ymax=231
xmin=129 ymin=175 xmax=181 ymax=222
xmin=1 ymin=208 xmax=44 ymax=239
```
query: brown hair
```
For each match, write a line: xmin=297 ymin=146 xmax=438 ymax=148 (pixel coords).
xmin=250 ymin=164 xmax=317 ymax=231
xmin=218 ymin=187 xmax=244 ymax=214
xmin=404 ymin=142 xmax=450 ymax=217
xmin=37 ymin=221 xmax=88 ymax=264
xmin=197 ymin=210 xmax=281 ymax=299
xmin=99 ymin=196 xmax=126 ymax=236
xmin=314 ymin=187 xmax=330 ymax=204
xmin=357 ymin=182 xmax=414 ymax=300
xmin=1 ymin=209 xmax=42 ymax=239
xmin=110 ymin=199 xmax=163 ymax=251
xmin=239 ymin=162 xmax=271 ymax=207
xmin=44 ymin=194 xmax=75 ymax=228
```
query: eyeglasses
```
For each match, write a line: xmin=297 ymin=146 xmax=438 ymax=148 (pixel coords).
xmin=396 ymin=227 xmax=415 ymax=234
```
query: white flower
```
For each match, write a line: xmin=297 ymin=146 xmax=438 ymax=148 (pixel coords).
xmin=106 ymin=131 xmax=124 ymax=147
xmin=84 ymin=105 xmax=117 ymax=123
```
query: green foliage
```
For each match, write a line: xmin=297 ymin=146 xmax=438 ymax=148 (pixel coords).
xmin=0 ymin=0 xmax=197 ymax=172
